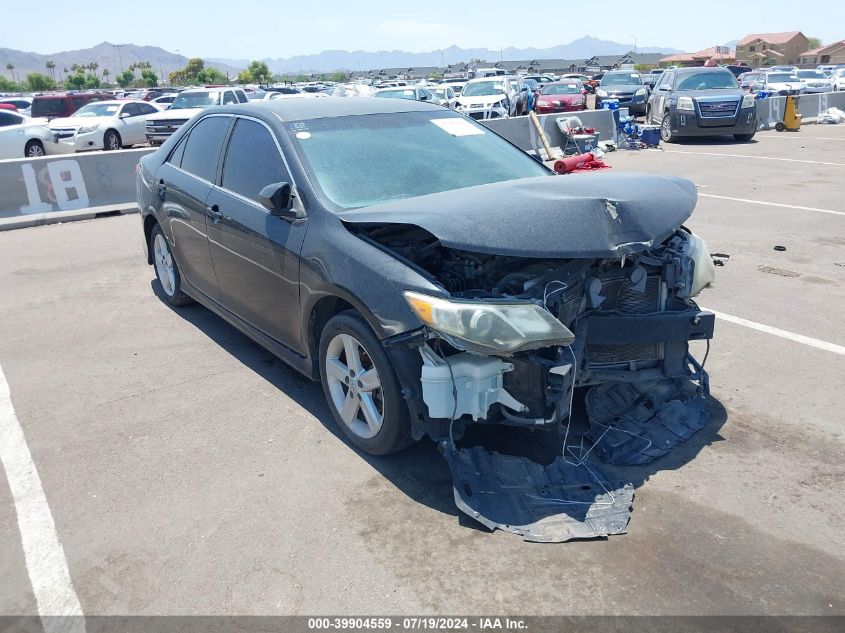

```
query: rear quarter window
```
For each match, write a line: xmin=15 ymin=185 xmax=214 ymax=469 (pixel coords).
xmin=32 ymin=98 xmax=67 ymax=117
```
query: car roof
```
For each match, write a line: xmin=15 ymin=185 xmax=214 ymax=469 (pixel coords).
xmin=673 ymin=67 xmax=734 ymax=75
xmin=214 ymin=96 xmax=441 ymax=121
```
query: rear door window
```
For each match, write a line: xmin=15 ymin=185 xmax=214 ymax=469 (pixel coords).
xmin=221 ymin=118 xmax=287 ymax=203
xmin=223 ymin=91 xmax=238 ymax=105
xmin=179 ymin=116 xmax=231 ymax=182
xmin=235 ymin=90 xmax=248 ymax=103
xmin=0 ymin=112 xmax=24 ymax=127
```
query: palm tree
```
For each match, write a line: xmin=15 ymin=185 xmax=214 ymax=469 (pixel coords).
xmin=46 ymin=60 xmax=56 ymax=82
xmin=5 ymin=63 xmax=15 ymax=84
xmin=89 ymin=61 xmax=99 ymax=78
xmin=102 ymin=68 xmax=110 ymax=85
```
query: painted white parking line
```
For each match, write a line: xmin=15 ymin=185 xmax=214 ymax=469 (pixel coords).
xmin=698 ymin=194 xmax=845 ymax=217
xmin=663 ymin=150 xmax=845 ymax=167
xmin=758 ymin=135 xmax=845 ymax=141
xmin=0 ymin=362 xmax=85 ymax=633
xmin=708 ymin=310 xmax=845 ymax=356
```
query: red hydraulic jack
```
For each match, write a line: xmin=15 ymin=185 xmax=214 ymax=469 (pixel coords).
xmin=776 ymin=94 xmax=802 ymax=132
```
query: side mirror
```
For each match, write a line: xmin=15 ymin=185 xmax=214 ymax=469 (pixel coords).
xmin=119 ymin=111 xmax=131 ymax=118
xmin=259 ymin=182 xmax=296 ymax=218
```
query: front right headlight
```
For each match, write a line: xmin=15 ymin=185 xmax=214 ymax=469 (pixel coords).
xmin=677 ymin=97 xmax=695 ymax=111
xmin=742 ymin=94 xmax=756 ymax=108
xmin=404 ymin=291 xmax=575 ymax=355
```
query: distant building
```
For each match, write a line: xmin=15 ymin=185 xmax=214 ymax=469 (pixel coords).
xmin=799 ymin=40 xmax=845 ymax=66
xmin=661 ymin=46 xmax=736 ymax=67
xmin=735 ymin=32 xmax=809 ymax=66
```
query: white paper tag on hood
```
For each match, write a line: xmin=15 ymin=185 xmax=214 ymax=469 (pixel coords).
xmin=431 ymin=118 xmax=485 ymax=137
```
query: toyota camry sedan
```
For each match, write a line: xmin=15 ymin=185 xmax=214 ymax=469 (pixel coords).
xmin=137 ymin=98 xmax=717 ymax=540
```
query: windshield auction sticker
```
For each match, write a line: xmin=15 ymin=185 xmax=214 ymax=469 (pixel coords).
xmin=430 ymin=118 xmax=485 ymax=136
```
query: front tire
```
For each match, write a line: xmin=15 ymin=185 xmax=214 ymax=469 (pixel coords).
xmin=150 ymin=224 xmax=193 ymax=306
xmin=734 ymin=133 xmax=755 ymax=142
xmin=319 ymin=311 xmax=413 ymax=456
xmin=24 ymin=140 xmax=44 ymax=158
xmin=103 ymin=129 xmax=122 ymax=151
xmin=660 ymin=112 xmax=677 ymax=143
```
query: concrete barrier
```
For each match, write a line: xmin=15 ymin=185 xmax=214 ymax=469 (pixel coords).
xmin=0 ymin=148 xmax=153 ymax=227
xmin=481 ymin=110 xmax=616 ymax=155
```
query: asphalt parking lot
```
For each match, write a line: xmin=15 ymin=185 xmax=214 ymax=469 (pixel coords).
xmin=0 ymin=124 xmax=843 ymax=618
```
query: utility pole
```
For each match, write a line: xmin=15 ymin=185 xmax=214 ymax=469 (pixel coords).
xmin=114 ymin=43 xmax=123 ymax=72
xmin=631 ymin=36 xmax=638 ymax=54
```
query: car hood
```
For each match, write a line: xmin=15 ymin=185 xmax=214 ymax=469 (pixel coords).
xmin=49 ymin=115 xmax=111 ymax=128
xmin=680 ymin=89 xmax=743 ymax=99
xmin=538 ymin=94 xmax=581 ymax=102
xmin=147 ymin=107 xmax=204 ymax=120
xmin=457 ymin=94 xmax=507 ymax=104
xmin=600 ymin=84 xmax=644 ymax=92
xmin=340 ymin=173 xmax=697 ymax=258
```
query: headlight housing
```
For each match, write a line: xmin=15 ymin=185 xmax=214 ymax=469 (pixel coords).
xmin=742 ymin=94 xmax=756 ymax=108
xmin=78 ymin=124 xmax=99 ymax=134
xmin=596 ymin=89 xmax=608 ymax=97
xmin=404 ymin=291 xmax=575 ymax=355
xmin=677 ymin=97 xmax=695 ymax=111
xmin=635 ymin=87 xmax=647 ymax=96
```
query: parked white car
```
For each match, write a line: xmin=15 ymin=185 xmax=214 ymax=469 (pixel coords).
xmin=833 ymin=68 xmax=845 ymax=91
xmin=151 ymin=94 xmax=177 ymax=109
xmin=0 ymin=110 xmax=60 ymax=159
xmin=49 ymin=100 xmax=161 ymax=152
xmin=454 ymin=76 xmax=525 ymax=119
xmin=431 ymin=86 xmax=459 ymax=108
xmin=753 ymin=71 xmax=806 ymax=95
xmin=0 ymin=97 xmax=33 ymax=116
xmin=144 ymin=87 xmax=248 ymax=145
xmin=796 ymin=70 xmax=833 ymax=93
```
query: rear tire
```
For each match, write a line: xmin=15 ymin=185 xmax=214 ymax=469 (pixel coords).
xmin=319 ymin=311 xmax=413 ymax=456
xmin=150 ymin=224 xmax=193 ymax=306
xmin=24 ymin=140 xmax=44 ymax=158
xmin=103 ymin=129 xmax=122 ymax=151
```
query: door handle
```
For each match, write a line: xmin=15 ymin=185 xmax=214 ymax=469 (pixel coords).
xmin=206 ymin=204 xmax=223 ymax=224
xmin=157 ymin=178 xmax=166 ymax=199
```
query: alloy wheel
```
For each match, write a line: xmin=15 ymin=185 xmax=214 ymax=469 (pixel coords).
xmin=26 ymin=143 xmax=44 ymax=157
xmin=324 ymin=333 xmax=384 ymax=439
xmin=153 ymin=233 xmax=176 ymax=297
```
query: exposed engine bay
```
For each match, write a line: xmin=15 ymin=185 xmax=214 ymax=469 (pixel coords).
xmin=351 ymin=219 xmax=717 ymax=542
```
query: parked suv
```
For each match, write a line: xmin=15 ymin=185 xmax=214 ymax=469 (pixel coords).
xmin=144 ymin=87 xmax=248 ymax=145
xmin=596 ymin=71 xmax=649 ymax=115
xmin=647 ymin=67 xmax=757 ymax=143
xmin=31 ymin=92 xmax=113 ymax=121
xmin=454 ymin=75 xmax=528 ymax=119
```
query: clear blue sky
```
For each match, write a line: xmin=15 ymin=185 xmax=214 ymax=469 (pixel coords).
xmin=1 ymin=0 xmax=838 ymax=59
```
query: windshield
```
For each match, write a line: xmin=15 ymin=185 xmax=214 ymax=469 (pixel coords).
xmin=73 ymin=103 xmax=120 ymax=117
xmin=461 ymin=80 xmax=507 ymax=96
xmin=602 ymin=73 xmax=642 ymax=86
xmin=676 ymin=72 xmax=738 ymax=90
xmin=797 ymin=71 xmax=825 ymax=79
xmin=767 ymin=73 xmax=799 ymax=83
xmin=375 ymin=89 xmax=416 ymax=100
xmin=432 ymin=89 xmax=449 ymax=97
xmin=542 ymin=83 xmax=580 ymax=95
xmin=286 ymin=111 xmax=548 ymax=209
xmin=170 ymin=91 xmax=219 ymax=109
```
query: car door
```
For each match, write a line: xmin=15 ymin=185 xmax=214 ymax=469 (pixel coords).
xmin=0 ymin=112 xmax=25 ymax=159
xmin=652 ymin=71 xmax=674 ymax=123
xmin=205 ymin=116 xmax=305 ymax=352
xmin=118 ymin=103 xmax=146 ymax=144
xmin=157 ymin=114 xmax=232 ymax=302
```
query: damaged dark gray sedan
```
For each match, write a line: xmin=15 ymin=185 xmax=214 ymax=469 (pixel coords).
xmin=137 ymin=98 xmax=717 ymax=542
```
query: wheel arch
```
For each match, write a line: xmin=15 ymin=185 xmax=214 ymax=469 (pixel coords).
xmin=305 ymin=291 xmax=390 ymax=381
xmin=143 ymin=214 xmax=159 ymax=264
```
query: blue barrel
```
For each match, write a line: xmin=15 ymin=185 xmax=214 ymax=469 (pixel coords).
xmin=600 ymin=99 xmax=620 ymax=110
xmin=639 ymin=125 xmax=661 ymax=146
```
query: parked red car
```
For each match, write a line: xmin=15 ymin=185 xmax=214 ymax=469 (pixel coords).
xmin=534 ymin=81 xmax=587 ymax=113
